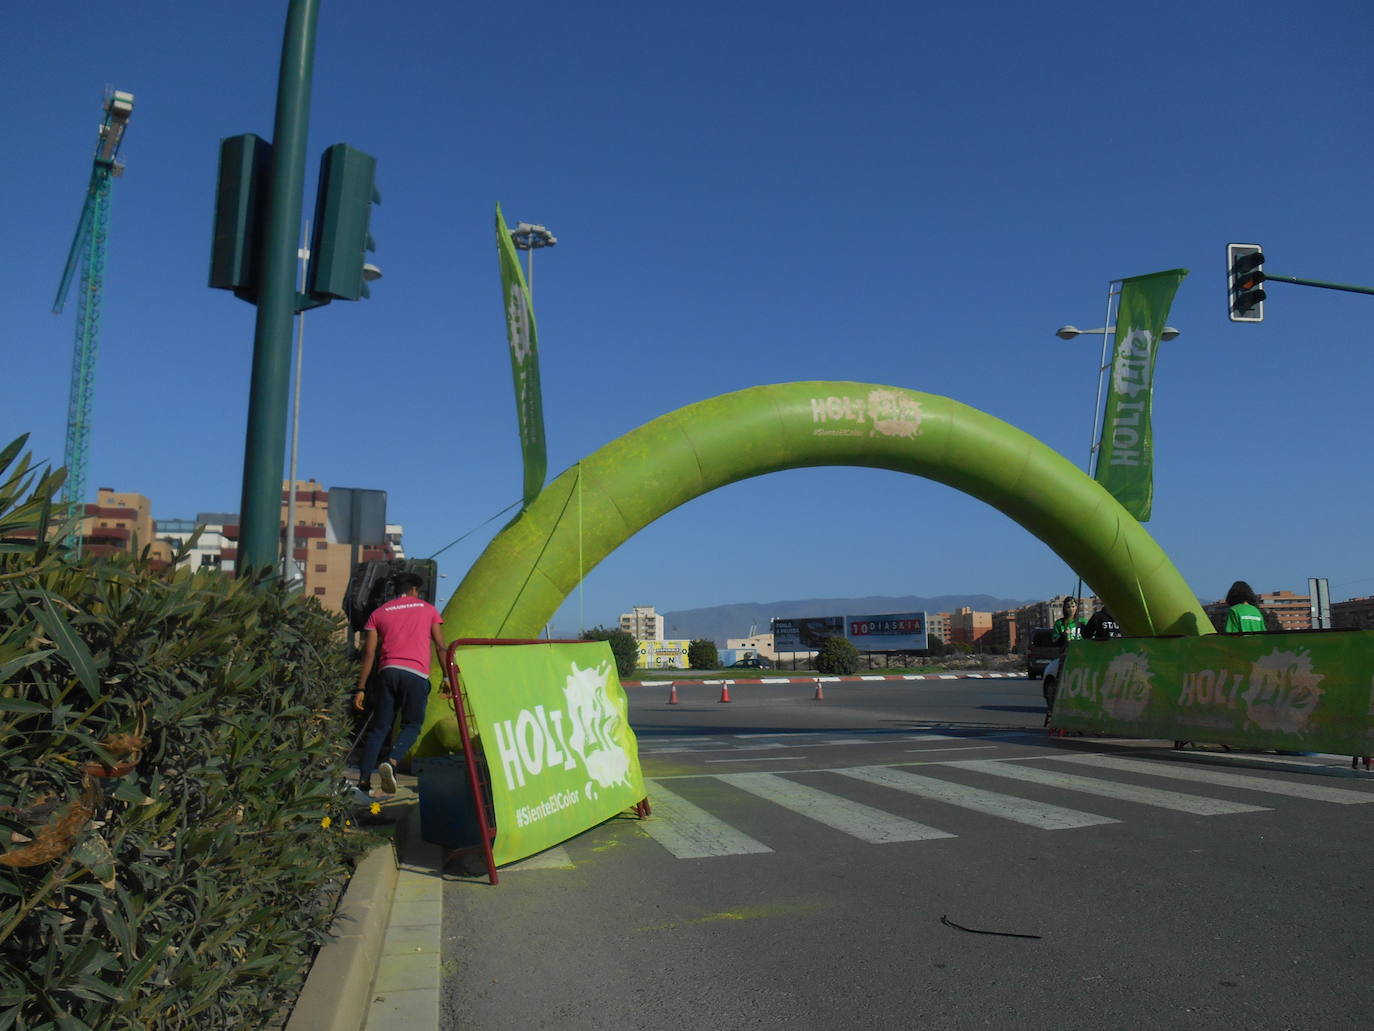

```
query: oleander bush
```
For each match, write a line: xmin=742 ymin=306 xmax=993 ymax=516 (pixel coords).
xmin=814 ymin=635 xmax=860 ymax=676
xmin=0 ymin=436 xmax=362 ymax=1030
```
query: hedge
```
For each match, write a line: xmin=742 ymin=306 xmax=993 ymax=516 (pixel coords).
xmin=0 ymin=436 xmax=366 ymax=1030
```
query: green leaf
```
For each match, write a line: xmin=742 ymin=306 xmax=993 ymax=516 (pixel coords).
xmin=32 ymin=597 xmax=99 ymax=695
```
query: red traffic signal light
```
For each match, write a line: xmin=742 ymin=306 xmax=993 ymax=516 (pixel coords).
xmin=1227 ymin=243 xmax=1265 ymax=322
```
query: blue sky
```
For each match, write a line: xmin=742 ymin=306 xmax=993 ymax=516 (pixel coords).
xmin=6 ymin=1 xmax=1372 ymax=633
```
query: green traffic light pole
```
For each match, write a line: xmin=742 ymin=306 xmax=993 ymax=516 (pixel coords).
xmin=1264 ymin=272 xmax=1374 ymax=297
xmin=238 ymin=0 xmax=320 ymax=574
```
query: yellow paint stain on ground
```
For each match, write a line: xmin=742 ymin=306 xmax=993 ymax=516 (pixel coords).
xmin=634 ymin=899 xmax=828 ymax=933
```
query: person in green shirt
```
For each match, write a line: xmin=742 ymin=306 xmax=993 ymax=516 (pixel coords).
xmin=1223 ymin=580 xmax=1267 ymax=633
xmin=1051 ymin=597 xmax=1086 ymax=648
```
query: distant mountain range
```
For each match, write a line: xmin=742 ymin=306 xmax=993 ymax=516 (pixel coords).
xmin=661 ymin=594 xmax=1031 ymax=645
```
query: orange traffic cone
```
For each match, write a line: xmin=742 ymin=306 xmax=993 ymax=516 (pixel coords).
xmin=667 ymin=683 xmax=679 ymax=705
xmin=814 ymin=681 xmax=824 ymax=701
xmin=719 ymin=681 xmax=732 ymax=703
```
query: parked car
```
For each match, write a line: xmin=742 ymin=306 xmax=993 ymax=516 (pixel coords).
xmin=1026 ymin=627 xmax=1059 ymax=680
xmin=1041 ymin=655 xmax=1062 ymax=713
xmin=729 ymin=656 xmax=771 ymax=669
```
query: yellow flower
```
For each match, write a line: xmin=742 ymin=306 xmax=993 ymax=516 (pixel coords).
xmin=320 ymin=816 xmax=332 ymax=829
xmin=369 ymin=802 xmax=382 ymax=816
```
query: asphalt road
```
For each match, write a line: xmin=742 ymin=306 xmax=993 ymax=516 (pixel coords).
xmin=441 ymin=676 xmax=1374 ymax=1030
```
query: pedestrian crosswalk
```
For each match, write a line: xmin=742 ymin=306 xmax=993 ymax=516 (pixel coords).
xmin=626 ymin=754 xmax=1374 ymax=860
xmin=636 ymin=729 xmax=1041 ymax=756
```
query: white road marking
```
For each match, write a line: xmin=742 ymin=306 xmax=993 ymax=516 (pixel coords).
xmin=716 ymin=773 xmax=954 ymax=843
xmin=834 ymin=766 xmax=1117 ymax=830
xmin=640 ymin=781 xmax=774 ymax=858
xmin=1047 ymin=754 xmax=1374 ymax=804
xmin=947 ymin=759 xmax=1268 ymax=816
xmin=705 ymin=757 xmax=810 ymax=764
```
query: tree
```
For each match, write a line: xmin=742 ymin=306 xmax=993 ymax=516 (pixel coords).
xmin=814 ymin=635 xmax=859 ymax=676
xmin=580 ymin=625 xmax=638 ymax=678
xmin=688 ymin=638 xmax=719 ymax=670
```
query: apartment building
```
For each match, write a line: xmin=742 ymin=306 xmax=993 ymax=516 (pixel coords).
xmin=926 ymin=611 xmax=951 ymax=647
xmin=1332 ymin=596 xmax=1374 ymax=629
xmin=620 ymin=605 xmax=663 ymax=642
xmin=80 ymin=488 xmax=171 ymax=563
xmin=156 ymin=481 xmax=402 ymax=615
xmin=1257 ymin=590 xmax=1311 ymax=630
xmin=988 ymin=610 xmax=1018 ymax=653
xmin=948 ymin=607 xmax=992 ymax=646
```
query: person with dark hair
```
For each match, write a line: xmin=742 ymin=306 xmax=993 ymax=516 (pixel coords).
xmin=1223 ymin=580 xmax=1266 ymax=634
xmin=354 ymin=572 xmax=445 ymax=795
xmin=1084 ymin=604 xmax=1122 ymax=641
xmin=1052 ymin=597 xmax=1085 ymax=649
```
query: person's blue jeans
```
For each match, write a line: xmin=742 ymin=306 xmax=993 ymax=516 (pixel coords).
xmin=359 ymin=666 xmax=431 ymax=787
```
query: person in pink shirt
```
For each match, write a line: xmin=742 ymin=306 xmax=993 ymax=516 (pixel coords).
xmin=354 ymin=572 xmax=445 ymax=795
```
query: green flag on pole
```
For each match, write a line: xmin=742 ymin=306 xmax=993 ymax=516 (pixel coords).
xmin=496 ymin=203 xmax=547 ymax=508
xmin=1094 ymin=268 xmax=1188 ymax=521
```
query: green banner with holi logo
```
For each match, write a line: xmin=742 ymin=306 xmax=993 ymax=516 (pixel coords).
xmin=1052 ymin=631 xmax=1374 ymax=755
xmin=1094 ymin=269 xmax=1188 ymax=521
xmin=495 ymin=203 xmax=547 ymax=508
xmin=455 ymin=641 xmax=645 ymax=866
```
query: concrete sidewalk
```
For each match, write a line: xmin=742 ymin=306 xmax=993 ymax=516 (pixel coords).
xmin=286 ymin=777 xmax=444 ymax=1031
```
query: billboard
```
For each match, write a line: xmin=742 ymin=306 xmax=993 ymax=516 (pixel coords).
xmin=845 ymin=612 xmax=927 ymax=652
xmin=1052 ymin=631 xmax=1374 ymax=756
xmin=773 ymin=616 xmax=844 ymax=652
xmin=453 ymin=641 xmax=645 ymax=866
xmin=775 ymin=612 xmax=928 ymax=652
xmin=636 ymin=640 xmax=690 ymax=668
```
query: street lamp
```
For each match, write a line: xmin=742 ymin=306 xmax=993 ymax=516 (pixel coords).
xmin=1055 ymin=324 xmax=1179 ymax=341
xmin=1055 ymin=322 xmax=1182 ymax=478
xmin=509 ymin=222 xmax=556 ymax=297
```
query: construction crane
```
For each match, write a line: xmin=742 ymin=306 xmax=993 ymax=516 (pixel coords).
xmin=52 ymin=88 xmax=134 ymax=547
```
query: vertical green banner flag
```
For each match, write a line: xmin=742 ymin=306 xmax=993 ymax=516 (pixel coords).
xmin=455 ymin=641 xmax=645 ymax=867
xmin=1095 ymin=268 xmax=1188 ymax=521
xmin=495 ymin=203 xmax=547 ymax=507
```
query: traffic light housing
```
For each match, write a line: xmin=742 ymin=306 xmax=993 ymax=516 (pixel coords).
xmin=209 ymin=133 xmax=272 ymax=303
xmin=1227 ymin=243 xmax=1265 ymax=322
xmin=308 ymin=144 xmax=380 ymax=302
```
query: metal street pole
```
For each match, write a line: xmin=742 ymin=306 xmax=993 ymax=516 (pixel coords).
xmin=238 ymin=0 xmax=319 ymax=574
xmin=283 ymin=220 xmax=310 ymax=584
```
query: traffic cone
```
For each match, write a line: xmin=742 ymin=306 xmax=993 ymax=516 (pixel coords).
xmin=667 ymin=683 xmax=679 ymax=705
xmin=719 ymin=681 xmax=732 ymax=703
xmin=814 ymin=681 xmax=824 ymax=701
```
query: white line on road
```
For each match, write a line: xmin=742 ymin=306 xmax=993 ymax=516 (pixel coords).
xmin=640 ymin=781 xmax=774 ymax=858
xmin=904 ymin=745 xmax=1001 ymax=753
xmin=705 ymin=757 xmax=811 ymax=764
xmin=834 ymin=766 xmax=1118 ymax=830
xmin=1046 ymin=754 xmax=1374 ymax=804
xmin=947 ymin=759 xmax=1269 ymax=816
xmin=716 ymin=772 xmax=954 ymax=843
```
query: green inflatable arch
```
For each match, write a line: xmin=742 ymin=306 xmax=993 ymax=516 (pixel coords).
xmin=418 ymin=382 xmax=1209 ymax=753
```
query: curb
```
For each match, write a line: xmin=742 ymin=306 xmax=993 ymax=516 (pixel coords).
xmin=286 ymin=840 xmax=398 ymax=1031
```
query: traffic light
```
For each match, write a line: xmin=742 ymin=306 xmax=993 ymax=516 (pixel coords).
xmin=308 ymin=144 xmax=380 ymax=301
xmin=209 ymin=133 xmax=272 ymax=303
xmin=1227 ymin=243 xmax=1265 ymax=322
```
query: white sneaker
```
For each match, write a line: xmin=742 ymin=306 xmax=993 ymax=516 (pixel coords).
xmin=348 ymin=787 xmax=374 ymax=808
xmin=378 ymin=761 xmax=397 ymax=794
